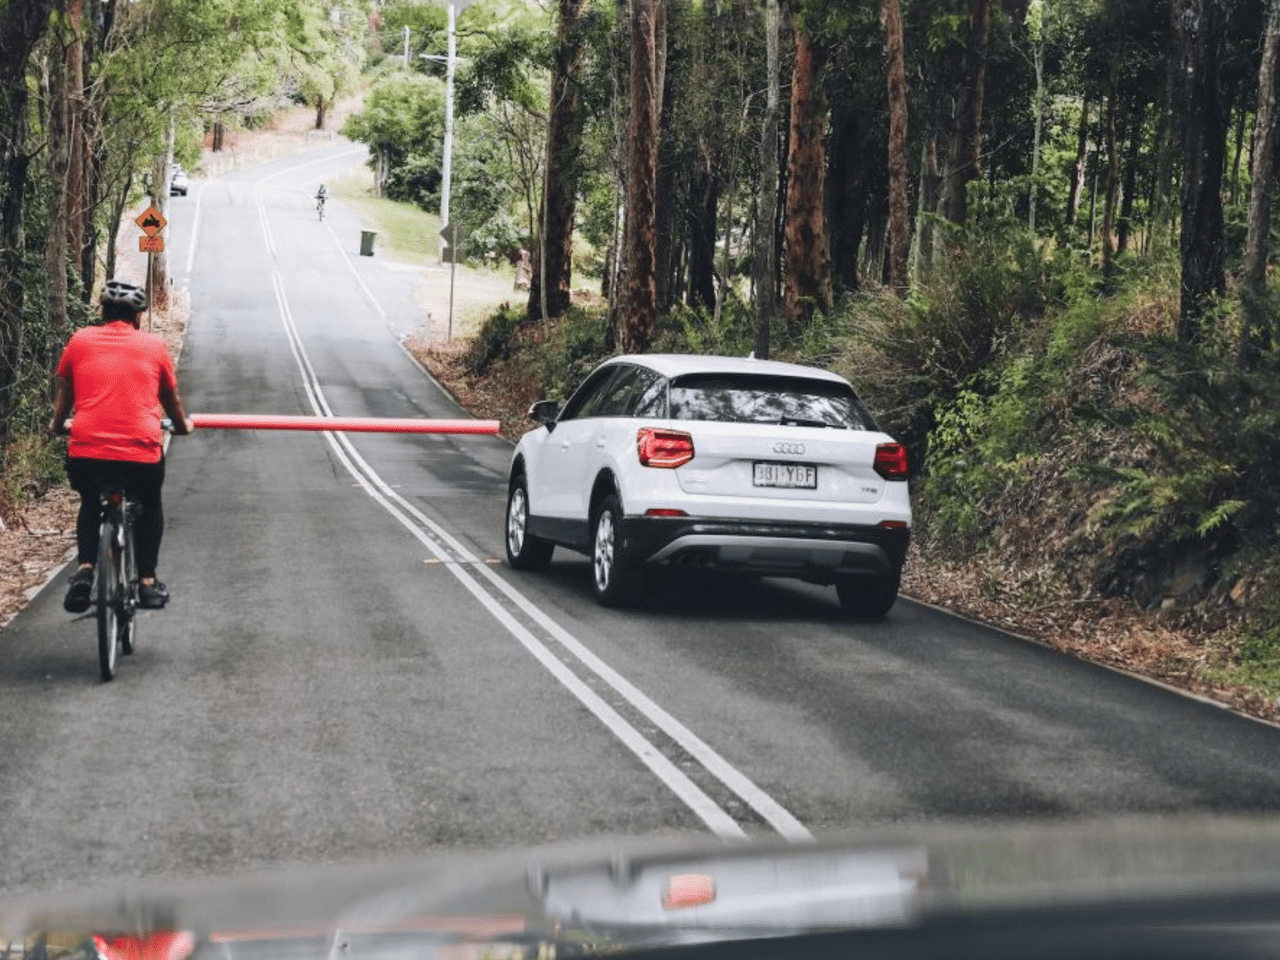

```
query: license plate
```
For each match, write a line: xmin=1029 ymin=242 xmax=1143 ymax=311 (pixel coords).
xmin=753 ymin=461 xmax=817 ymax=489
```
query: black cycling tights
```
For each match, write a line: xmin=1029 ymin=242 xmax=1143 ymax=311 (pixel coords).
xmin=66 ymin=457 xmax=166 ymax=578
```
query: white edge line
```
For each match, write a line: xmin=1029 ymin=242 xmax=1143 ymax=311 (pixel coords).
xmin=324 ymin=221 xmax=386 ymax=318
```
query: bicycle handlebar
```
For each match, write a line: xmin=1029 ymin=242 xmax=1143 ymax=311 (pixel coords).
xmin=62 ymin=417 xmax=177 ymax=432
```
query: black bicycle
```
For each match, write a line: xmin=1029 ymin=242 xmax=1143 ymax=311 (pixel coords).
xmin=94 ymin=475 xmax=140 ymax=681
xmin=65 ymin=416 xmax=173 ymax=681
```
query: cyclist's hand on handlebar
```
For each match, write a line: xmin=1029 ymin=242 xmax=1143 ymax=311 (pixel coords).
xmin=164 ymin=416 xmax=195 ymax=436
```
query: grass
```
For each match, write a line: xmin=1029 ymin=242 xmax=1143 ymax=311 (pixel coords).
xmin=331 ymin=173 xmax=442 ymax=267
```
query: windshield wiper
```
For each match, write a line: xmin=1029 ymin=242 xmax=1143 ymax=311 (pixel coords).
xmin=777 ymin=417 xmax=837 ymax=428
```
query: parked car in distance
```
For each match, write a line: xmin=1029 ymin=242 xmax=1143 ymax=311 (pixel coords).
xmin=170 ymin=165 xmax=189 ymax=196
xmin=504 ymin=353 xmax=912 ymax=616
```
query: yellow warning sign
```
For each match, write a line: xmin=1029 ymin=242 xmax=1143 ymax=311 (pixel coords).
xmin=135 ymin=206 xmax=167 ymax=237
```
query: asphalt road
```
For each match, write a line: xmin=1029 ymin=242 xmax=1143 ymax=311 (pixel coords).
xmin=4 ymin=142 xmax=1280 ymax=899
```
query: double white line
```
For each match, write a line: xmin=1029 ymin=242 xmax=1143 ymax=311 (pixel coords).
xmin=253 ymin=187 xmax=812 ymax=842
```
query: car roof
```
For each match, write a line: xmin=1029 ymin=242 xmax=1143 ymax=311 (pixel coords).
xmin=605 ymin=353 xmax=850 ymax=384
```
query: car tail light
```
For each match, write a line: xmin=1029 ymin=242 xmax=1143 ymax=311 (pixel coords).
xmin=638 ymin=428 xmax=694 ymax=468
xmin=645 ymin=508 xmax=688 ymax=517
xmin=878 ymin=520 xmax=908 ymax=530
xmin=874 ymin=442 xmax=908 ymax=480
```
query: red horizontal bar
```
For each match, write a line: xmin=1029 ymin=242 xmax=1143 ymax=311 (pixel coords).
xmin=191 ymin=413 xmax=500 ymax=435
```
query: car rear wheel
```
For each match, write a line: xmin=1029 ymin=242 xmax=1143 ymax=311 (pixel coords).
xmin=505 ymin=475 xmax=554 ymax=571
xmin=592 ymin=494 xmax=638 ymax=607
xmin=836 ymin=571 xmax=900 ymax=619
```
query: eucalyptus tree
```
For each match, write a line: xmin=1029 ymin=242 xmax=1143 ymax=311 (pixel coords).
xmin=618 ymin=0 xmax=666 ymax=353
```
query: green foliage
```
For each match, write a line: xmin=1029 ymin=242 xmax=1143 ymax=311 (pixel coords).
xmin=655 ymin=299 xmax=755 ymax=357
xmin=0 ymin=433 xmax=66 ymax=521
xmin=454 ymin=26 xmax=549 ymax=117
xmin=463 ymin=303 xmax=526 ymax=374
xmin=342 ymin=73 xmax=446 ymax=208
xmin=827 ymin=218 xmax=1051 ymax=457
xmin=376 ymin=0 xmax=447 ymax=50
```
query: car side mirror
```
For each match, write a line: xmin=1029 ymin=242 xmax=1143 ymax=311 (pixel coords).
xmin=528 ymin=399 xmax=561 ymax=428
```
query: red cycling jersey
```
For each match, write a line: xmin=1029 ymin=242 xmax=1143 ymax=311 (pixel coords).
xmin=56 ymin=320 xmax=177 ymax=463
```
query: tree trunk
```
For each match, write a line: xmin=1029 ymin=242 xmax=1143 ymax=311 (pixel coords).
xmin=315 ymin=96 xmax=327 ymax=130
xmin=527 ymin=0 xmax=588 ymax=321
xmin=882 ymin=0 xmax=909 ymax=291
xmin=605 ymin=0 xmax=629 ymax=348
xmin=653 ymin=53 xmax=678 ymax=313
xmin=148 ymin=114 xmax=175 ymax=316
xmin=1117 ymin=102 xmax=1145 ymax=257
xmin=1151 ymin=57 xmax=1178 ymax=250
xmin=915 ymin=122 xmax=942 ymax=281
xmin=620 ymin=0 xmax=665 ymax=354
xmin=1230 ymin=98 xmax=1246 ymax=206
xmin=1100 ymin=58 xmax=1120 ymax=279
xmin=1065 ymin=97 xmax=1090 ymax=229
xmin=1172 ymin=0 xmax=1228 ymax=343
xmin=782 ymin=9 xmax=831 ymax=328
xmin=64 ymin=0 xmax=86 ymax=290
xmin=46 ymin=5 xmax=72 ymax=362
xmin=827 ymin=102 xmax=865 ymax=296
xmin=687 ymin=147 xmax=718 ymax=311
xmin=1241 ymin=0 xmax=1280 ymax=367
xmin=1028 ymin=7 xmax=1045 ymax=233
xmin=943 ymin=0 xmax=992 ymax=227
xmin=752 ymin=0 xmax=781 ymax=358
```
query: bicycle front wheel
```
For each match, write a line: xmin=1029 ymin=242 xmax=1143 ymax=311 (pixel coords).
xmin=96 ymin=519 xmax=122 ymax=681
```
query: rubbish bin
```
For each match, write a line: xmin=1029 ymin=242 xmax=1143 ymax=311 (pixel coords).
xmin=359 ymin=230 xmax=377 ymax=257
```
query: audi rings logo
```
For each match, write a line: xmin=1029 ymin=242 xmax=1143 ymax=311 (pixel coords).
xmin=772 ymin=441 xmax=806 ymax=455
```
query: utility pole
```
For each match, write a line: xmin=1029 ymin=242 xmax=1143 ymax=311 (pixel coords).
xmin=439 ymin=0 xmax=456 ymax=262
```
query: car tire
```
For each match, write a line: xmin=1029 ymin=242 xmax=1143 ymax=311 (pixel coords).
xmin=505 ymin=474 xmax=554 ymax=571
xmin=836 ymin=571 xmax=900 ymax=619
xmin=591 ymin=493 xmax=638 ymax=607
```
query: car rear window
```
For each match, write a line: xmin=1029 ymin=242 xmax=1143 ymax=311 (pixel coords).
xmin=668 ymin=373 xmax=878 ymax=430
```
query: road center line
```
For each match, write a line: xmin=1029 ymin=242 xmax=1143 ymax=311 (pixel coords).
xmin=251 ymin=147 xmax=366 ymax=186
xmin=254 ymin=185 xmax=811 ymax=841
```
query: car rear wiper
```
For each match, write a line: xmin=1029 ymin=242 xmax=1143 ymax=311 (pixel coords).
xmin=777 ymin=417 xmax=837 ymax=428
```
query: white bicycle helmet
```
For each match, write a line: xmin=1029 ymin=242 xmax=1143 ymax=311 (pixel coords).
xmin=100 ymin=279 xmax=147 ymax=313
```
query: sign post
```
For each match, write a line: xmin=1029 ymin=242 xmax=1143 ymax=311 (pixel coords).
xmin=135 ymin=205 xmax=168 ymax=331
xmin=440 ymin=221 xmax=464 ymax=341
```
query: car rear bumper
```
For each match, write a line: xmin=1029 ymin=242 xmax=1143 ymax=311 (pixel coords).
xmin=619 ymin=516 xmax=909 ymax=580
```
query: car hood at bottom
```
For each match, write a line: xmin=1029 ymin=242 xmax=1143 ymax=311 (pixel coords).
xmin=9 ymin=817 xmax=1280 ymax=960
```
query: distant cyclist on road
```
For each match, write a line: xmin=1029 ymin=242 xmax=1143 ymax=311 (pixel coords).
xmin=315 ymin=183 xmax=327 ymax=219
xmin=51 ymin=280 xmax=195 ymax=613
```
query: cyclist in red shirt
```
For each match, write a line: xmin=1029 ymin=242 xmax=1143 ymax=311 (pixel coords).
xmin=50 ymin=280 xmax=195 ymax=612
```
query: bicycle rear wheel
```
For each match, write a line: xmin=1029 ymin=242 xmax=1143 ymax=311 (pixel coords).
xmin=96 ymin=518 xmax=123 ymax=681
